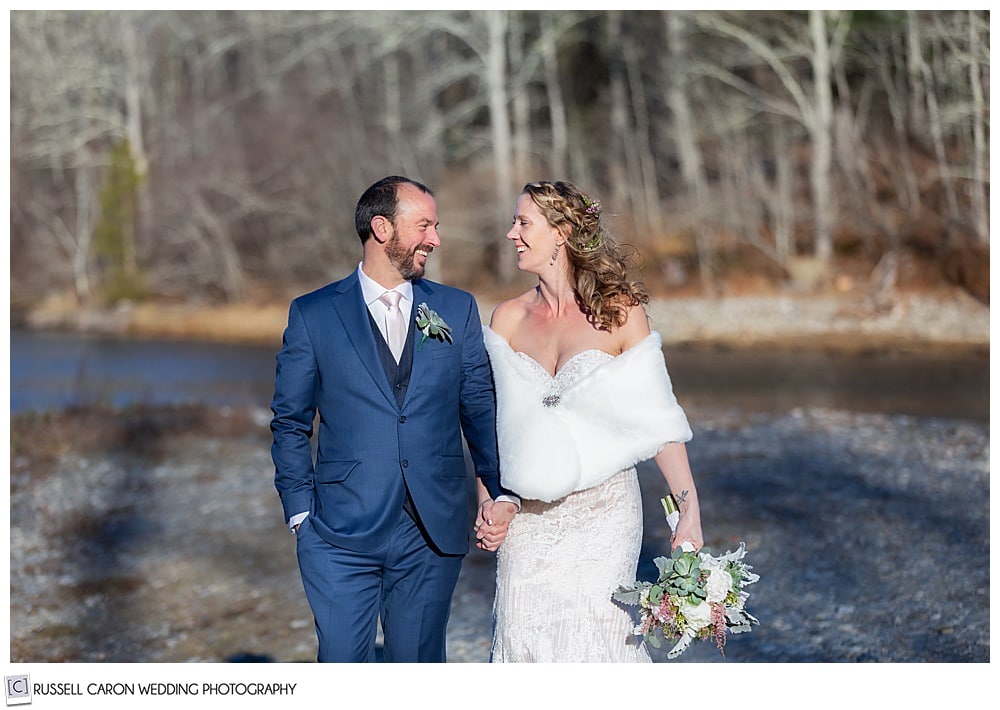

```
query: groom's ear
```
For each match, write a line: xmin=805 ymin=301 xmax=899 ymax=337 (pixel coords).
xmin=371 ymin=215 xmax=393 ymax=244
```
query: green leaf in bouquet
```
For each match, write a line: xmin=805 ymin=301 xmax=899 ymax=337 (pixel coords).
xmin=673 ymin=557 xmax=691 ymax=576
xmin=654 ymin=556 xmax=673 ymax=578
xmin=648 ymin=634 xmax=661 ymax=649
xmin=613 ymin=586 xmax=641 ymax=605
xmin=649 ymin=586 xmax=665 ymax=605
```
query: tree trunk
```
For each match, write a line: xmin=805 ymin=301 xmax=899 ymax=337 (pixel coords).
xmin=606 ymin=12 xmax=631 ymax=218
xmin=72 ymin=162 xmax=97 ymax=304
xmin=876 ymin=36 xmax=921 ymax=213
xmin=510 ymin=11 xmax=532 ymax=182
xmin=120 ymin=13 xmax=148 ymax=278
xmin=809 ymin=10 xmax=835 ymax=262
xmin=967 ymin=10 xmax=988 ymax=244
xmin=541 ymin=14 xmax=568 ymax=178
xmin=906 ymin=11 xmax=927 ymax=134
xmin=487 ymin=10 xmax=515 ymax=283
xmin=384 ymin=52 xmax=419 ymax=179
xmin=624 ymin=41 xmax=663 ymax=237
xmin=919 ymin=15 xmax=960 ymax=241
xmin=665 ymin=11 xmax=714 ymax=291
xmin=194 ymin=196 xmax=244 ymax=302
xmin=772 ymin=119 xmax=795 ymax=264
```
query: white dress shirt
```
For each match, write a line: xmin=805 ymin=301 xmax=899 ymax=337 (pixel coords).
xmin=357 ymin=263 xmax=413 ymax=345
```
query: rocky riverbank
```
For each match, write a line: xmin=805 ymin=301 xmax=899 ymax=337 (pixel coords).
xmin=8 ymin=400 xmax=989 ymax=664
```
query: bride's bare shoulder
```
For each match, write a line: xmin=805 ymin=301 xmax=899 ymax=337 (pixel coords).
xmin=489 ymin=289 xmax=536 ymax=338
xmin=615 ymin=303 xmax=653 ymax=351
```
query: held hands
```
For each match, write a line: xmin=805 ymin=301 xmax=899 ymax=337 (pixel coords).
xmin=474 ymin=499 xmax=517 ymax=552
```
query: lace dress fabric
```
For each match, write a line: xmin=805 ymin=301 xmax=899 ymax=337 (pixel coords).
xmin=491 ymin=350 xmax=650 ymax=662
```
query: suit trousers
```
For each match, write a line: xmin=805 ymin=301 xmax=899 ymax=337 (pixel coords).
xmin=295 ymin=505 xmax=464 ymax=662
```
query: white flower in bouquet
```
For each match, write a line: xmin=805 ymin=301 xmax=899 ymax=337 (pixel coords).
xmin=705 ymin=567 xmax=734 ymax=603
xmin=683 ymin=599 xmax=714 ymax=631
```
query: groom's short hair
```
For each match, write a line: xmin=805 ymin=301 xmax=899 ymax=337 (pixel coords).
xmin=355 ymin=176 xmax=434 ymax=244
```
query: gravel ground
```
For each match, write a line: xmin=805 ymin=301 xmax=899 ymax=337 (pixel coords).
xmin=8 ymin=400 xmax=989 ymax=664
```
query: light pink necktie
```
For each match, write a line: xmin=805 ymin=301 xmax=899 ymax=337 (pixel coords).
xmin=379 ymin=290 xmax=406 ymax=362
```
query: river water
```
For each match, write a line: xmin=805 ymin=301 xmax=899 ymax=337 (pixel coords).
xmin=8 ymin=329 xmax=989 ymax=421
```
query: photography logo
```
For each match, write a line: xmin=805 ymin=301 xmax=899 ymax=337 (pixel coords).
xmin=5 ymin=676 xmax=31 ymax=706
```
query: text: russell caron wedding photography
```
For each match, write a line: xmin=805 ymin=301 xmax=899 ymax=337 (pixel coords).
xmin=26 ymin=681 xmax=297 ymax=697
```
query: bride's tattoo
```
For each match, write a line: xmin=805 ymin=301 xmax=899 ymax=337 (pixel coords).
xmin=676 ymin=490 xmax=689 ymax=511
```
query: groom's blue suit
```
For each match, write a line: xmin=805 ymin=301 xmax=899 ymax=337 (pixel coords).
xmin=270 ymin=269 xmax=502 ymax=662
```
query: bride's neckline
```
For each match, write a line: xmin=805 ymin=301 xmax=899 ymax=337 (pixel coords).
xmin=483 ymin=325 xmax=618 ymax=378
xmin=515 ymin=347 xmax=614 ymax=379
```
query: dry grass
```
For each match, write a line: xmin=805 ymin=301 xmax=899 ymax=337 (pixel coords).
xmin=127 ymin=302 xmax=288 ymax=345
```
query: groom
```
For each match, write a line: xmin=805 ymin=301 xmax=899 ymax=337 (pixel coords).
xmin=270 ymin=176 xmax=517 ymax=662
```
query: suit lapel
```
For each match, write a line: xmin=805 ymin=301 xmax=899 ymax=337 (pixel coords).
xmin=331 ymin=273 xmax=398 ymax=407
xmin=402 ymin=279 xmax=435 ymax=410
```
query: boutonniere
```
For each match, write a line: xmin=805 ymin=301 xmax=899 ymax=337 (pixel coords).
xmin=415 ymin=302 xmax=453 ymax=350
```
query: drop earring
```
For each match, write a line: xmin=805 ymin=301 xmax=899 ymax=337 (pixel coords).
xmin=549 ymin=244 xmax=561 ymax=265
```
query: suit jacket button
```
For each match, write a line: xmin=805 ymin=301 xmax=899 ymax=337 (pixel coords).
xmin=399 ymin=416 xmax=406 ymax=423
xmin=401 ymin=460 xmax=409 ymax=468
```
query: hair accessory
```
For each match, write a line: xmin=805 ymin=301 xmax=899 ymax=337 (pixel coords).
xmin=583 ymin=195 xmax=602 ymax=216
xmin=579 ymin=232 xmax=603 ymax=252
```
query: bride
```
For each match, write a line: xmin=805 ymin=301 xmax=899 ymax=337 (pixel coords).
xmin=475 ymin=180 xmax=704 ymax=662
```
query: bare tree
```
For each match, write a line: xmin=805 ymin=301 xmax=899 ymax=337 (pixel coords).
xmin=606 ymin=12 xmax=639 ymax=230
xmin=663 ymin=11 xmax=714 ymax=289
xmin=966 ymin=10 xmax=989 ymax=244
xmin=540 ymin=14 xmax=569 ymax=177
xmin=695 ymin=11 xmax=852 ymax=264
xmin=119 ymin=12 xmax=151 ymax=276
xmin=486 ymin=11 xmax=516 ymax=281
xmin=10 ymin=11 xmax=136 ymax=303
xmin=9 ymin=10 xmax=989 ymax=304
xmin=623 ymin=39 xmax=664 ymax=237
xmin=509 ymin=11 xmax=533 ymax=183
xmin=909 ymin=11 xmax=961 ymax=240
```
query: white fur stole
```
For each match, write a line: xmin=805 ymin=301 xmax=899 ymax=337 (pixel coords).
xmin=483 ymin=325 xmax=692 ymax=502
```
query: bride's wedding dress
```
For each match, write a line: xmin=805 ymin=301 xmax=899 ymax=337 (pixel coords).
xmin=483 ymin=327 xmax=692 ymax=662
xmin=492 ymin=350 xmax=649 ymax=662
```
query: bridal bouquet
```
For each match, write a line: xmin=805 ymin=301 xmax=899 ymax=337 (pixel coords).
xmin=613 ymin=497 xmax=760 ymax=658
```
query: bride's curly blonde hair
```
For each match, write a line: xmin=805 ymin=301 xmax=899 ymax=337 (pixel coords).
xmin=522 ymin=180 xmax=648 ymax=331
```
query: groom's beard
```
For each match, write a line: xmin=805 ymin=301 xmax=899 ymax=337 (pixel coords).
xmin=386 ymin=234 xmax=433 ymax=281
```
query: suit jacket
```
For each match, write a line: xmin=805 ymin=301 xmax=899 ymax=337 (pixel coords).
xmin=270 ymin=271 xmax=502 ymax=556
